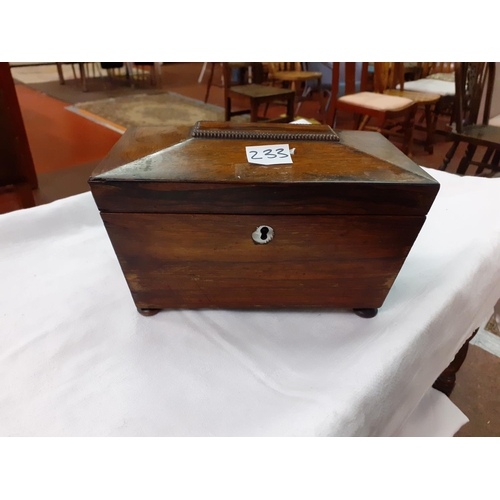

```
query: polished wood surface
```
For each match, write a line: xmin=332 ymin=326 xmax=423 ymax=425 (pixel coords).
xmin=0 ymin=62 xmax=37 ymax=207
xmin=90 ymin=122 xmax=439 ymax=313
xmin=89 ymin=124 xmax=439 ymax=216
xmin=91 ymin=122 xmax=437 ymax=184
xmin=91 ymin=126 xmax=192 ymax=177
xmin=101 ymin=212 xmax=425 ymax=310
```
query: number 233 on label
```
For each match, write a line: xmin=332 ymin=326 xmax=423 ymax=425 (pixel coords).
xmin=245 ymin=144 xmax=293 ymax=166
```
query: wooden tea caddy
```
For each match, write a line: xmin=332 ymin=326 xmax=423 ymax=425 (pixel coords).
xmin=89 ymin=121 xmax=439 ymax=318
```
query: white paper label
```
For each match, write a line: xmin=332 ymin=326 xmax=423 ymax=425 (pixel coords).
xmin=245 ymin=144 xmax=293 ymax=166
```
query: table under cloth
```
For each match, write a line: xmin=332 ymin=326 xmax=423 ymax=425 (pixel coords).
xmin=1 ymin=168 xmax=500 ymax=437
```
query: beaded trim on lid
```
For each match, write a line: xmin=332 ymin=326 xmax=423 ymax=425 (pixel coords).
xmin=190 ymin=123 xmax=340 ymax=142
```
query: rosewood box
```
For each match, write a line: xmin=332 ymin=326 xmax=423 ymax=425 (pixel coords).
xmin=89 ymin=122 xmax=439 ymax=317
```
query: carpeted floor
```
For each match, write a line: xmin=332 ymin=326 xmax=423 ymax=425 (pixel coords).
xmin=66 ymin=92 xmax=249 ymax=131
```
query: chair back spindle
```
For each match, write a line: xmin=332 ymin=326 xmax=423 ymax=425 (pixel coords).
xmin=373 ymin=62 xmax=405 ymax=93
xmin=454 ymin=62 xmax=493 ymax=133
xmin=331 ymin=63 xmax=369 ymax=107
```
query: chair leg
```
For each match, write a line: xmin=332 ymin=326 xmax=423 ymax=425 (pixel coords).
xmin=316 ymin=78 xmax=325 ymax=124
xmin=402 ymin=107 xmax=417 ymax=157
xmin=125 ymin=62 xmax=135 ymax=88
xmin=296 ymin=85 xmax=312 ymax=113
xmin=79 ymin=63 xmax=87 ymax=92
xmin=204 ymin=63 xmax=216 ymax=103
xmin=358 ymin=115 xmax=370 ymax=130
xmin=250 ymin=102 xmax=259 ymax=122
xmin=424 ymin=104 xmax=435 ymax=154
xmin=456 ymin=144 xmax=477 ymax=175
xmin=440 ymin=140 xmax=460 ymax=171
xmin=492 ymin=150 xmax=500 ymax=167
xmin=15 ymin=182 xmax=36 ymax=209
xmin=154 ymin=62 xmax=162 ymax=88
xmin=327 ymin=106 xmax=338 ymax=128
xmin=488 ymin=149 xmax=500 ymax=175
xmin=56 ymin=63 xmax=65 ymax=85
xmin=286 ymin=96 xmax=294 ymax=123
xmin=477 ymin=148 xmax=495 ymax=175
xmin=198 ymin=62 xmax=208 ymax=83
xmin=225 ymin=97 xmax=231 ymax=122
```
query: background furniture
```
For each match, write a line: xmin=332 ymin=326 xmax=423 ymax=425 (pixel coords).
xmin=222 ymin=63 xmax=295 ymax=123
xmin=327 ymin=62 xmax=417 ymax=155
xmin=440 ymin=62 xmax=499 ymax=176
xmin=203 ymin=62 xmax=223 ymax=103
xmin=56 ymin=62 xmax=102 ymax=92
xmin=125 ymin=63 xmax=162 ymax=89
xmin=266 ymin=63 xmax=325 ymax=121
xmin=56 ymin=62 xmax=162 ymax=91
xmin=400 ymin=63 xmax=456 ymax=132
xmin=0 ymin=62 xmax=37 ymax=208
xmin=2 ymin=141 xmax=500 ymax=435
xmin=297 ymin=62 xmax=333 ymax=116
xmin=382 ymin=62 xmax=442 ymax=154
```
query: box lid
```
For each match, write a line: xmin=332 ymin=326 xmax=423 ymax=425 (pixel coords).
xmin=89 ymin=122 xmax=439 ymax=216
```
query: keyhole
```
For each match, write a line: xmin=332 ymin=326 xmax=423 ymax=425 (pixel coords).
xmin=252 ymin=225 xmax=274 ymax=244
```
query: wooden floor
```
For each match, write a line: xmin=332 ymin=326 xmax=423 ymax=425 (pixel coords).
xmin=2 ymin=63 xmax=499 ymax=436
xmin=15 ymin=85 xmax=121 ymax=173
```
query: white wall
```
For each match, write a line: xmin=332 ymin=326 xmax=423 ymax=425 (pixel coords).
xmin=490 ymin=62 xmax=500 ymax=119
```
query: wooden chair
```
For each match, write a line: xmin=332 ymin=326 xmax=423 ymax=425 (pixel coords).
xmin=204 ymin=62 xmax=265 ymax=104
xmin=440 ymin=62 xmax=500 ymax=176
xmin=223 ymin=63 xmax=295 ymax=123
xmin=56 ymin=62 xmax=104 ymax=92
xmin=126 ymin=63 xmax=162 ymax=88
xmin=0 ymin=63 xmax=37 ymax=209
xmin=57 ymin=62 xmax=87 ymax=91
xmin=401 ymin=63 xmax=456 ymax=131
xmin=419 ymin=62 xmax=455 ymax=79
xmin=327 ymin=62 xmax=418 ymax=156
xmin=202 ymin=63 xmax=224 ymax=103
xmin=266 ymin=63 xmax=325 ymax=122
xmin=296 ymin=62 xmax=334 ymax=116
xmin=382 ymin=62 xmax=442 ymax=154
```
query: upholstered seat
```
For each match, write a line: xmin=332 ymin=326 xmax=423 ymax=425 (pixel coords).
xmin=426 ymin=72 xmax=455 ymax=82
xmin=383 ymin=89 xmax=442 ymax=105
xmin=398 ymin=78 xmax=455 ymax=96
xmin=383 ymin=89 xmax=443 ymax=154
xmin=338 ymin=91 xmax=413 ymax=112
xmin=327 ymin=63 xmax=417 ymax=156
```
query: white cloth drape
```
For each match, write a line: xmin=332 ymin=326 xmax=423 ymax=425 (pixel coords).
xmin=1 ymin=168 xmax=499 ymax=436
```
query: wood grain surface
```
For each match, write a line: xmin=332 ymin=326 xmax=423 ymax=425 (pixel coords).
xmin=101 ymin=213 xmax=425 ymax=310
xmin=89 ymin=125 xmax=439 ymax=216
